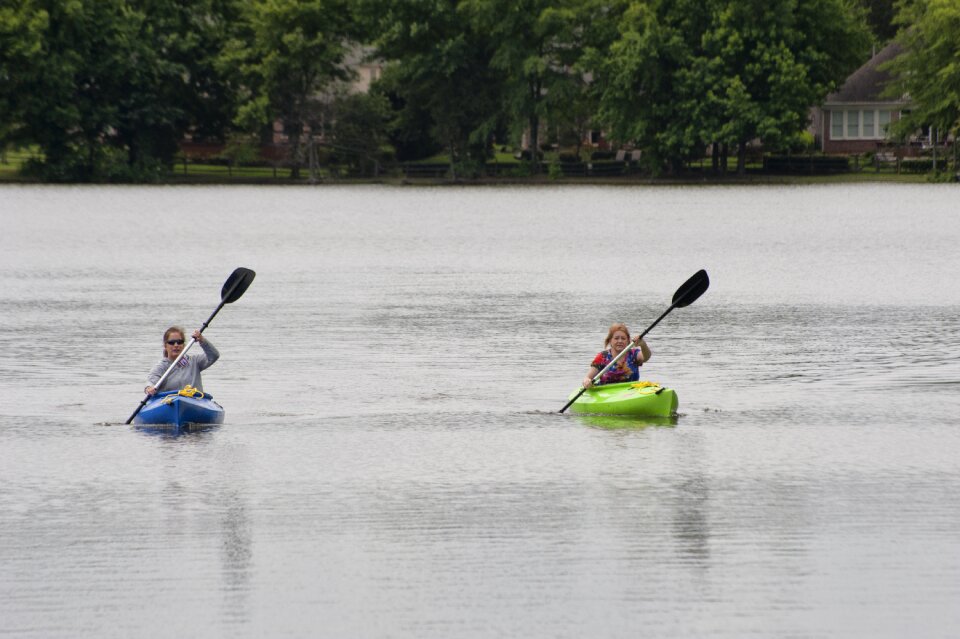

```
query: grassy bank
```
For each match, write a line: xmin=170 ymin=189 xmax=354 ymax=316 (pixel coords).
xmin=0 ymin=148 xmax=942 ymax=185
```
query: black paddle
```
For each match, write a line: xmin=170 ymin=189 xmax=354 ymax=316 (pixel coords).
xmin=125 ymin=267 xmax=256 ymax=424
xmin=559 ymin=269 xmax=709 ymax=414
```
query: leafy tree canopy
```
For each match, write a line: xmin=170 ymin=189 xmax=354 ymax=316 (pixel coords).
xmin=592 ymin=0 xmax=870 ymax=173
xmin=1 ymin=0 xmax=238 ymax=180
xmin=886 ymin=0 xmax=960 ymax=140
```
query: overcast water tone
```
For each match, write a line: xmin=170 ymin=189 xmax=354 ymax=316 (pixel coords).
xmin=1 ymin=184 xmax=959 ymax=638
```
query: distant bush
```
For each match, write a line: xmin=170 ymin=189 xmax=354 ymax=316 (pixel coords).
xmin=764 ymin=155 xmax=849 ymax=174
xmin=769 ymin=131 xmax=815 ymax=154
xmin=590 ymin=150 xmax=616 ymax=160
xmin=514 ymin=149 xmax=543 ymax=161
xmin=506 ymin=163 xmax=533 ymax=177
xmin=901 ymin=158 xmax=948 ymax=173
xmin=21 ymin=147 xmax=166 ymax=182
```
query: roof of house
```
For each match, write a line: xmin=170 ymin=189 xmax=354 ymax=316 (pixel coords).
xmin=825 ymin=42 xmax=904 ymax=104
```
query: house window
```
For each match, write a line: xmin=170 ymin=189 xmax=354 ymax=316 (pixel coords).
xmin=847 ymin=111 xmax=860 ymax=138
xmin=831 ymin=111 xmax=844 ymax=139
xmin=863 ymin=110 xmax=875 ymax=138
xmin=879 ymin=110 xmax=892 ymax=134
xmin=831 ymin=109 xmax=894 ymax=140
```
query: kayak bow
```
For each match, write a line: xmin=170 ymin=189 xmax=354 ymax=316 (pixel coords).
xmin=567 ymin=381 xmax=678 ymax=417
xmin=133 ymin=387 xmax=224 ymax=430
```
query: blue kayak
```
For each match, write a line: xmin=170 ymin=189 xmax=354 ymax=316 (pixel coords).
xmin=134 ymin=389 xmax=224 ymax=429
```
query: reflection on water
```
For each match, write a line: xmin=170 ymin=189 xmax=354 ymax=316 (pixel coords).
xmin=133 ymin=423 xmax=223 ymax=437
xmin=574 ymin=413 xmax=679 ymax=430
xmin=2 ymin=184 xmax=960 ymax=638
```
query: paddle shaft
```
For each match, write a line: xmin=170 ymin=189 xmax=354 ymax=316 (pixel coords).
xmin=125 ymin=271 xmax=251 ymax=425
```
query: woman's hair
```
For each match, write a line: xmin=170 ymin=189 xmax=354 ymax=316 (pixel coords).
xmin=604 ymin=323 xmax=631 ymax=347
xmin=162 ymin=326 xmax=185 ymax=358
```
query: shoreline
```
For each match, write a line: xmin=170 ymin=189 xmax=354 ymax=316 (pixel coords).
xmin=0 ymin=171 xmax=944 ymax=187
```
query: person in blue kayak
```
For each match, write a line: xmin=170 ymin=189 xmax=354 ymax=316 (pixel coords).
xmin=144 ymin=326 xmax=220 ymax=396
xmin=582 ymin=323 xmax=651 ymax=388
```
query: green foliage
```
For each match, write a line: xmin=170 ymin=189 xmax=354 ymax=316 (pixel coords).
xmin=20 ymin=143 xmax=167 ymax=182
xmin=548 ymin=161 xmax=563 ymax=179
xmin=328 ymin=90 xmax=392 ymax=173
xmin=885 ymin=0 xmax=960 ymax=144
xmin=591 ymin=0 xmax=871 ymax=174
xmin=505 ymin=162 xmax=532 ymax=177
xmin=0 ymin=2 xmax=45 ymax=148
xmin=222 ymin=0 xmax=361 ymax=177
xmin=460 ymin=0 xmax=590 ymax=167
xmin=0 ymin=0 xmax=903 ymax=182
xmin=857 ymin=0 xmax=898 ymax=42
xmin=364 ymin=0 xmax=503 ymax=170
xmin=221 ymin=132 xmax=260 ymax=166
xmin=1 ymin=0 xmax=238 ymax=181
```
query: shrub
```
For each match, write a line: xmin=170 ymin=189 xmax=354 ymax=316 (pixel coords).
xmin=506 ymin=163 xmax=532 ymax=177
xmin=514 ymin=149 xmax=543 ymax=161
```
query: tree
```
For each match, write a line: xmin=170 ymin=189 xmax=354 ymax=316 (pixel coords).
xmin=1 ymin=0 xmax=237 ymax=181
xmin=590 ymin=0 xmax=703 ymax=173
xmin=701 ymin=0 xmax=871 ymax=173
xmin=1 ymin=0 xmax=142 ymax=179
xmin=591 ymin=0 xmax=871 ymax=174
xmin=858 ymin=0 xmax=898 ymax=42
xmin=323 ymin=90 xmax=391 ymax=177
xmin=461 ymin=0 xmax=587 ymax=171
xmin=222 ymin=0 xmax=359 ymax=179
xmin=362 ymin=0 xmax=503 ymax=176
xmin=0 ymin=2 xmax=45 ymax=155
xmin=545 ymin=0 xmax=621 ymax=158
xmin=127 ymin=0 xmax=241 ymax=149
xmin=886 ymin=0 xmax=960 ymax=169
xmin=113 ymin=0 xmax=241 ymax=173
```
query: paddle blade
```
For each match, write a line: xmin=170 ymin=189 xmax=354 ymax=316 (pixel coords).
xmin=222 ymin=267 xmax=256 ymax=304
xmin=672 ymin=269 xmax=709 ymax=308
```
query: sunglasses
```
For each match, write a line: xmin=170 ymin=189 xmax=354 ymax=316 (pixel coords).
xmin=166 ymin=339 xmax=185 ymax=345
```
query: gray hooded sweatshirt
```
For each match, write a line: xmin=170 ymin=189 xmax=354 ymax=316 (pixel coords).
xmin=147 ymin=339 xmax=220 ymax=393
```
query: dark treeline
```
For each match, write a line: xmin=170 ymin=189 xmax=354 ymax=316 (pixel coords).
xmin=1 ymin=0 xmax=956 ymax=182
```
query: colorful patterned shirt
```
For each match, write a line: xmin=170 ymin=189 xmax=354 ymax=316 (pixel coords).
xmin=590 ymin=347 xmax=644 ymax=385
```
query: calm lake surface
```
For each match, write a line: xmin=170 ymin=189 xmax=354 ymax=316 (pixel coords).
xmin=1 ymin=183 xmax=959 ymax=638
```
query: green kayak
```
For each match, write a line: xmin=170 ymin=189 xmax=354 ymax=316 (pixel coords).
xmin=568 ymin=381 xmax=678 ymax=417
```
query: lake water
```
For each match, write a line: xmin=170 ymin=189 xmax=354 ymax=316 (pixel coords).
xmin=1 ymin=183 xmax=959 ymax=638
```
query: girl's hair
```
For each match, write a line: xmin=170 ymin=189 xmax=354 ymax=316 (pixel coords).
xmin=604 ymin=323 xmax=631 ymax=347
xmin=162 ymin=326 xmax=186 ymax=358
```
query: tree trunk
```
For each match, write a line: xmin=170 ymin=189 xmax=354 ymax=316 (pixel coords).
xmin=932 ymin=128 xmax=938 ymax=173
xmin=528 ymin=77 xmax=542 ymax=173
xmin=449 ymin=141 xmax=457 ymax=180
xmin=286 ymin=116 xmax=304 ymax=180
xmin=529 ymin=114 xmax=539 ymax=173
xmin=953 ymin=129 xmax=960 ymax=177
xmin=737 ymin=139 xmax=747 ymax=175
xmin=308 ymin=137 xmax=319 ymax=184
xmin=288 ymin=129 xmax=302 ymax=180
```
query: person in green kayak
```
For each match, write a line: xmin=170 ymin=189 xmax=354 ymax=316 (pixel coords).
xmin=582 ymin=323 xmax=651 ymax=388
xmin=144 ymin=326 xmax=220 ymax=396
